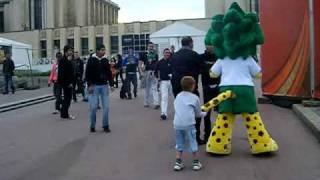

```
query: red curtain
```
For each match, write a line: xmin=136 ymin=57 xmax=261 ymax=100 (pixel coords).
xmin=260 ymin=0 xmax=311 ymax=98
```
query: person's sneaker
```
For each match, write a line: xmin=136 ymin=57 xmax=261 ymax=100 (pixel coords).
xmin=160 ymin=114 xmax=167 ymax=120
xmin=134 ymin=93 xmax=137 ymax=98
xmin=90 ymin=128 xmax=96 ymax=133
xmin=103 ymin=126 xmax=111 ymax=133
xmin=69 ymin=115 xmax=76 ymax=120
xmin=192 ymin=160 xmax=202 ymax=171
xmin=144 ymin=105 xmax=150 ymax=108
xmin=154 ymin=105 xmax=160 ymax=110
xmin=82 ymin=98 xmax=88 ymax=102
xmin=173 ymin=159 xmax=184 ymax=171
xmin=127 ymin=95 xmax=132 ymax=100
xmin=52 ymin=110 xmax=59 ymax=114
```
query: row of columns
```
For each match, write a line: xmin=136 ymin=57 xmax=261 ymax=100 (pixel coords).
xmin=44 ymin=25 xmax=112 ymax=59
xmin=1 ymin=0 xmax=119 ymax=32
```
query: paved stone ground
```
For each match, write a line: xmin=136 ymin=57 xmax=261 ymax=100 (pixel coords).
xmin=0 ymin=87 xmax=52 ymax=105
xmin=311 ymin=107 xmax=320 ymax=117
xmin=0 ymin=87 xmax=320 ymax=180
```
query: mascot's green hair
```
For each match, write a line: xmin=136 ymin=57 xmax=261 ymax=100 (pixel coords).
xmin=205 ymin=2 xmax=264 ymax=59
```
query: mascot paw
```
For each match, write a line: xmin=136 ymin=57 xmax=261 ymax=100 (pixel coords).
xmin=206 ymin=141 xmax=232 ymax=155
xmin=251 ymin=138 xmax=278 ymax=154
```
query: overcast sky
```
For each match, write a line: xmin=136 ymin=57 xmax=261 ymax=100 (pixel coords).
xmin=112 ymin=0 xmax=205 ymax=22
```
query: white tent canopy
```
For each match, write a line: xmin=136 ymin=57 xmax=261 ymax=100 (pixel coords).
xmin=0 ymin=37 xmax=33 ymax=69
xmin=150 ymin=22 xmax=206 ymax=55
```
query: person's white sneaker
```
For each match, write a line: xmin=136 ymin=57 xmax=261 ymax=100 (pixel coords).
xmin=174 ymin=161 xmax=184 ymax=171
xmin=192 ymin=160 xmax=202 ymax=171
xmin=52 ymin=110 xmax=59 ymax=114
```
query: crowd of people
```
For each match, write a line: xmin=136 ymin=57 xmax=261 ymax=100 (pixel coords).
xmin=46 ymin=36 xmax=220 ymax=171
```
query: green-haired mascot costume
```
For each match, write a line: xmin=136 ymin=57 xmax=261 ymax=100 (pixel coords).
xmin=202 ymin=2 xmax=278 ymax=155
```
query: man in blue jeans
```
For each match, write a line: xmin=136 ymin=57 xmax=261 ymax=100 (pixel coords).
xmin=85 ymin=44 xmax=114 ymax=133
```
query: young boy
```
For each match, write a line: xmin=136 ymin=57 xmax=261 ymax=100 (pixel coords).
xmin=173 ymin=76 xmax=207 ymax=171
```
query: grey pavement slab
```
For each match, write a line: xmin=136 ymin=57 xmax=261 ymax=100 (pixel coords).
xmin=0 ymin=88 xmax=320 ymax=180
xmin=0 ymin=87 xmax=52 ymax=105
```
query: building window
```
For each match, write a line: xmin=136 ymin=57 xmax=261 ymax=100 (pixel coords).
xmin=67 ymin=39 xmax=74 ymax=48
xmin=96 ymin=37 xmax=103 ymax=48
xmin=81 ymin=38 xmax=89 ymax=56
xmin=40 ymin=40 xmax=47 ymax=58
xmin=110 ymin=36 xmax=119 ymax=55
xmin=53 ymin=40 xmax=60 ymax=51
xmin=122 ymin=34 xmax=149 ymax=55
xmin=34 ymin=0 xmax=43 ymax=29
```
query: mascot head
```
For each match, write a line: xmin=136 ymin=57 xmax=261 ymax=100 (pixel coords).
xmin=205 ymin=2 xmax=264 ymax=59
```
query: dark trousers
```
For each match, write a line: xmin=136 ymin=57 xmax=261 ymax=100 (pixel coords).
xmin=115 ymin=70 xmax=124 ymax=88
xmin=3 ymin=74 xmax=15 ymax=93
xmin=61 ymin=85 xmax=72 ymax=118
xmin=53 ymin=83 xmax=62 ymax=111
xmin=203 ymin=86 xmax=220 ymax=141
xmin=72 ymin=79 xmax=84 ymax=102
xmin=126 ymin=73 xmax=138 ymax=97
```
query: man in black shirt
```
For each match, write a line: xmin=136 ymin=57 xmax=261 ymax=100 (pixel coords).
xmin=58 ymin=45 xmax=75 ymax=120
xmin=201 ymin=46 xmax=220 ymax=142
xmin=155 ymin=48 xmax=172 ymax=120
xmin=2 ymin=52 xmax=15 ymax=94
xmin=171 ymin=36 xmax=206 ymax=145
xmin=71 ymin=51 xmax=84 ymax=102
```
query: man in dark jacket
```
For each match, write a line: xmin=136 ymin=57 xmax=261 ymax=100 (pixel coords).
xmin=201 ymin=46 xmax=220 ymax=143
xmin=71 ymin=51 xmax=84 ymax=102
xmin=171 ymin=36 xmax=205 ymax=145
xmin=2 ymin=52 xmax=15 ymax=94
xmin=122 ymin=48 xmax=139 ymax=99
xmin=155 ymin=48 xmax=172 ymax=120
xmin=58 ymin=45 xmax=75 ymax=120
xmin=85 ymin=44 xmax=114 ymax=133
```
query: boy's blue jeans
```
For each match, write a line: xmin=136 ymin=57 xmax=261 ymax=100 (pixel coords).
xmin=88 ymin=85 xmax=109 ymax=129
xmin=175 ymin=126 xmax=198 ymax=153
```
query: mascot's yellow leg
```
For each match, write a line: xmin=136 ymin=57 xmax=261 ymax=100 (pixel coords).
xmin=206 ymin=113 xmax=235 ymax=155
xmin=242 ymin=112 xmax=278 ymax=154
xmin=201 ymin=90 xmax=235 ymax=112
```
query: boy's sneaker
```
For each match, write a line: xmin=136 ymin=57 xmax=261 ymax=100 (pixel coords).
xmin=192 ymin=160 xmax=202 ymax=171
xmin=173 ymin=159 xmax=184 ymax=171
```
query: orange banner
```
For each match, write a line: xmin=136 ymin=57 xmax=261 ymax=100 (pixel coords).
xmin=260 ymin=0 xmax=311 ymax=98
